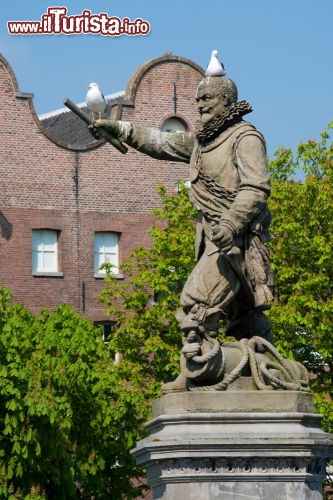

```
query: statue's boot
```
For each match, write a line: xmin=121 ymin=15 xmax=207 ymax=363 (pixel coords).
xmin=162 ymin=373 xmax=187 ymax=394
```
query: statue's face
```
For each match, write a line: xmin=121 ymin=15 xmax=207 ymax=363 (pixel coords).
xmin=196 ymin=78 xmax=227 ymax=125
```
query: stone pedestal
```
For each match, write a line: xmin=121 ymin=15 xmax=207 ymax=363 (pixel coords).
xmin=132 ymin=391 xmax=333 ymax=499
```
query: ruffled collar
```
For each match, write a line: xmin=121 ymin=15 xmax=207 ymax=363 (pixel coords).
xmin=195 ymin=100 xmax=252 ymax=144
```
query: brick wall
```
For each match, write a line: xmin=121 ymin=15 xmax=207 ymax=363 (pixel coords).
xmin=0 ymin=53 xmax=203 ymax=321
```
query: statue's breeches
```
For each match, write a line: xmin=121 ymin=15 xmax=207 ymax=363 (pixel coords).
xmin=179 ymin=237 xmax=240 ymax=329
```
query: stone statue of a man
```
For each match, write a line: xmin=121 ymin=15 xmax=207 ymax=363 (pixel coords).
xmin=90 ymin=55 xmax=273 ymax=349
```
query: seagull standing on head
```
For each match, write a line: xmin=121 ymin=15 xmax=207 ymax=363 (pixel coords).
xmin=205 ymin=50 xmax=226 ymax=77
xmin=86 ymin=82 xmax=106 ymax=119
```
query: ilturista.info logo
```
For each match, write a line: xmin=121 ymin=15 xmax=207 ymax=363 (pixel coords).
xmin=7 ymin=7 xmax=151 ymax=36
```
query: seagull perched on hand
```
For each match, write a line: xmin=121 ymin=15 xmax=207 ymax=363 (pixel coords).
xmin=205 ymin=50 xmax=226 ymax=77
xmin=86 ymin=82 xmax=106 ymax=119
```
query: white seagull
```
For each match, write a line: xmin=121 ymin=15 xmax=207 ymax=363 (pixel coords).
xmin=205 ymin=50 xmax=226 ymax=77
xmin=86 ymin=82 xmax=106 ymax=119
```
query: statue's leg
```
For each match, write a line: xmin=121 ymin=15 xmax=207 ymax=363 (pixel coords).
xmin=225 ymin=288 xmax=272 ymax=343
xmin=164 ymin=239 xmax=239 ymax=393
xmin=176 ymin=237 xmax=240 ymax=338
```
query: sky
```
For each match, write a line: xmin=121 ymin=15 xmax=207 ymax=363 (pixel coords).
xmin=1 ymin=0 xmax=333 ymax=158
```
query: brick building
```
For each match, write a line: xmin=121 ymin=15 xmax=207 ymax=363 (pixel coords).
xmin=0 ymin=52 xmax=203 ymax=328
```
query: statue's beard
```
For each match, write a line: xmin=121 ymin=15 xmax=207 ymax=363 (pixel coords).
xmin=195 ymin=114 xmax=215 ymax=133
xmin=197 ymin=112 xmax=215 ymax=127
xmin=195 ymin=100 xmax=253 ymax=144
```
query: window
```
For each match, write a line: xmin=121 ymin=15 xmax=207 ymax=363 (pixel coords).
xmin=94 ymin=232 xmax=119 ymax=276
xmin=95 ymin=321 xmax=123 ymax=363
xmin=161 ymin=117 xmax=187 ymax=133
xmin=95 ymin=321 xmax=117 ymax=344
xmin=32 ymin=229 xmax=59 ymax=274
xmin=176 ymin=179 xmax=191 ymax=192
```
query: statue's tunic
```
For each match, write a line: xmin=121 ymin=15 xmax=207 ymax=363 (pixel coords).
xmin=126 ymin=120 xmax=273 ymax=331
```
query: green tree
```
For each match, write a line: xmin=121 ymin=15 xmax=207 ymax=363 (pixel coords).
xmin=100 ymin=184 xmax=196 ymax=386
xmin=268 ymin=122 xmax=333 ymax=430
xmin=0 ymin=287 xmax=147 ymax=499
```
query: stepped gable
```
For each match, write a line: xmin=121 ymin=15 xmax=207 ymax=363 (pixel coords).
xmin=39 ymin=53 xmax=204 ymax=150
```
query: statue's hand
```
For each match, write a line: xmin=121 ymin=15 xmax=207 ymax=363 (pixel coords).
xmin=88 ymin=119 xmax=131 ymax=142
xmin=211 ymin=224 xmax=234 ymax=253
xmin=88 ymin=119 xmax=121 ymax=140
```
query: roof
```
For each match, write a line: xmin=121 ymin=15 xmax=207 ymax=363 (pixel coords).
xmin=39 ymin=91 xmax=125 ymax=151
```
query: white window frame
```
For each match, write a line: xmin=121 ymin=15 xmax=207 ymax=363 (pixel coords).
xmin=94 ymin=232 xmax=120 ymax=277
xmin=32 ymin=229 xmax=60 ymax=275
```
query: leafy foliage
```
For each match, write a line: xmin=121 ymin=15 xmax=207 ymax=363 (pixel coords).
xmin=0 ymin=288 xmax=147 ymax=498
xmin=100 ymin=184 xmax=196 ymax=385
xmin=268 ymin=122 xmax=333 ymax=430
